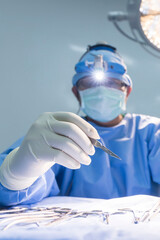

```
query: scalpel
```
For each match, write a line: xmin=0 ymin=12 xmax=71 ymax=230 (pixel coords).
xmin=90 ymin=138 xmax=121 ymax=160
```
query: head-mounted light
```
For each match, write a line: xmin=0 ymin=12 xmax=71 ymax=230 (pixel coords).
xmin=72 ymin=43 xmax=132 ymax=87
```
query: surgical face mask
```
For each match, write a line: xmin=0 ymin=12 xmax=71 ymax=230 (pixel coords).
xmin=79 ymin=86 xmax=127 ymax=122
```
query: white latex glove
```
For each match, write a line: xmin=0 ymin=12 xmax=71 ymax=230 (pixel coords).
xmin=0 ymin=112 xmax=100 ymax=190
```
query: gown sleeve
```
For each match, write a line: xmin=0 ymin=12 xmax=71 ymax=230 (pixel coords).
xmin=148 ymin=120 xmax=160 ymax=184
xmin=0 ymin=138 xmax=60 ymax=207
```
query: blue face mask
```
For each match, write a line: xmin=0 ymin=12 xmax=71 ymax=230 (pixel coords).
xmin=79 ymin=86 xmax=126 ymax=122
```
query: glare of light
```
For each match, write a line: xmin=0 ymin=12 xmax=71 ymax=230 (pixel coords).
xmin=122 ymin=55 xmax=135 ymax=66
xmin=93 ymin=70 xmax=105 ymax=81
xmin=69 ymin=44 xmax=86 ymax=53
xmin=140 ymin=0 xmax=160 ymax=50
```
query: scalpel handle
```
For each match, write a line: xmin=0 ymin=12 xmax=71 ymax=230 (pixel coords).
xmin=90 ymin=138 xmax=121 ymax=160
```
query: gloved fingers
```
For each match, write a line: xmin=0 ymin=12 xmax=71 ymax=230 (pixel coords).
xmin=36 ymin=144 xmax=82 ymax=169
xmin=52 ymin=112 xmax=100 ymax=139
xmin=43 ymin=133 xmax=91 ymax=165
xmin=48 ymin=119 xmax=95 ymax=155
xmin=53 ymin=149 xmax=81 ymax=169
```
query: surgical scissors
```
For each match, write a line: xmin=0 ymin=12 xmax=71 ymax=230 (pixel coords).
xmin=90 ymin=138 xmax=121 ymax=160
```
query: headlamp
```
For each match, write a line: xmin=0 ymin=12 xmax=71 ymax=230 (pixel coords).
xmin=92 ymin=54 xmax=106 ymax=82
xmin=93 ymin=70 xmax=105 ymax=81
xmin=72 ymin=43 xmax=132 ymax=87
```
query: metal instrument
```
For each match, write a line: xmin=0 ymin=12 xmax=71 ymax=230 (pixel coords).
xmin=90 ymin=138 xmax=121 ymax=160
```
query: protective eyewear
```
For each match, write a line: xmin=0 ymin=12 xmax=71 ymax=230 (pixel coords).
xmin=76 ymin=76 xmax=127 ymax=91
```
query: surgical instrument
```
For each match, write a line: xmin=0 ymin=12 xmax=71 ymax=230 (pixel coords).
xmin=139 ymin=199 xmax=160 ymax=222
xmin=90 ymin=138 xmax=121 ymax=160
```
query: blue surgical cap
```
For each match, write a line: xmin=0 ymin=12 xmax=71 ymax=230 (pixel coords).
xmin=72 ymin=44 xmax=132 ymax=87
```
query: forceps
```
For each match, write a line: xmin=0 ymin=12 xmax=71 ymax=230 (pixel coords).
xmin=90 ymin=138 xmax=121 ymax=160
xmin=139 ymin=199 xmax=160 ymax=222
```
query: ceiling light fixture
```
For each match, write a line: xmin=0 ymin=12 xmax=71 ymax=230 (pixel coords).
xmin=108 ymin=0 xmax=160 ymax=58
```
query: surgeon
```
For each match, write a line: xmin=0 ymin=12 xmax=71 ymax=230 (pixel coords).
xmin=0 ymin=42 xmax=160 ymax=207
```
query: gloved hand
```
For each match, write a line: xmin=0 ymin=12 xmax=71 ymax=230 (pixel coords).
xmin=0 ymin=112 xmax=100 ymax=190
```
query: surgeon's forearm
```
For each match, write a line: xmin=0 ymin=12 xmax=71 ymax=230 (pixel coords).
xmin=0 ymin=169 xmax=59 ymax=207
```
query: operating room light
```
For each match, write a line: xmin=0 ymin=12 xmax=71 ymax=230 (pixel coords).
xmin=108 ymin=0 xmax=160 ymax=57
xmin=140 ymin=0 xmax=160 ymax=50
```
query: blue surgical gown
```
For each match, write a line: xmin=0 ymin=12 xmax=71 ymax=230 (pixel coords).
xmin=0 ymin=113 xmax=160 ymax=206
